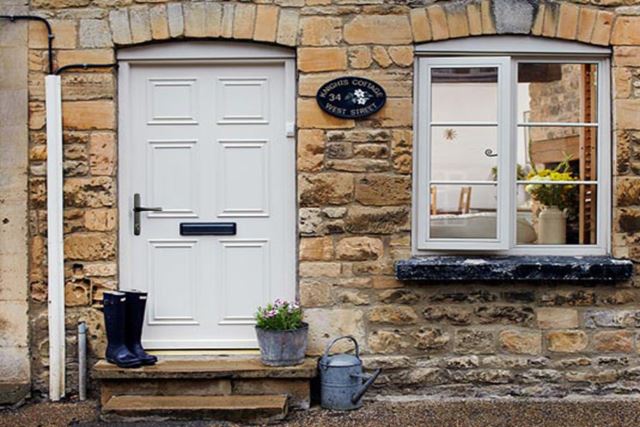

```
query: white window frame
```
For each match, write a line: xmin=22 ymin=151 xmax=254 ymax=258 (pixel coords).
xmin=413 ymin=37 xmax=611 ymax=256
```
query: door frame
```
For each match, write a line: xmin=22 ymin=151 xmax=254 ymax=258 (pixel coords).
xmin=116 ymin=42 xmax=297 ymax=348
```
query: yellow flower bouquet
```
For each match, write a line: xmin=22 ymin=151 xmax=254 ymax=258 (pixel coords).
xmin=524 ymin=161 xmax=575 ymax=209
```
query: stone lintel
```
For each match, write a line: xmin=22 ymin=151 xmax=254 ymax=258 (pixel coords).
xmin=396 ymin=256 xmax=634 ymax=282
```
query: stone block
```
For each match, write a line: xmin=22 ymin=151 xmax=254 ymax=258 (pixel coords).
xmin=299 ymin=236 xmax=334 ymax=261
xmin=372 ymin=46 xmax=392 ymax=68
xmin=336 ymin=290 xmax=369 ymax=305
xmin=167 ymin=3 xmax=184 ymax=38
xmin=423 ymin=306 xmax=472 ymax=325
xmin=427 ymin=5 xmax=449 ymax=40
xmin=299 ymin=173 xmax=353 ymax=206
xmin=184 ymin=2 xmax=206 ymax=38
xmin=336 ymin=236 xmax=383 ymax=261
xmin=61 ymin=73 xmax=115 ymax=101
xmin=64 ymin=176 xmax=115 ymax=208
xmin=454 ymin=329 xmax=495 ymax=354
xmin=369 ymin=330 xmax=410 ymax=353
xmin=130 ymin=6 xmax=152 ymax=44
xmin=298 ymin=47 xmax=347 ymax=72
xmin=499 ymin=330 xmax=542 ymax=355
xmin=388 ymin=46 xmax=413 ymax=67
xmin=591 ymin=10 xmax=614 ymax=46
xmin=300 ymin=17 xmax=341 ymax=46
xmin=254 ymin=5 xmax=278 ymax=42
xmin=62 ymin=100 xmax=115 ymax=130
xmin=204 ymin=2 xmax=223 ymax=38
xmin=299 ymin=262 xmax=341 ymax=278
xmin=355 ymin=174 xmax=411 ymax=206
xmin=546 ymin=331 xmax=588 ymax=353
xmin=276 ymin=8 xmax=299 ymax=47
xmin=414 ymin=327 xmax=449 ymax=350
xmin=343 ymin=15 xmax=412 ymax=45
xmin=79 ymin=19 xmax=112 ymax=48
xmin=149 ymin=5 xmax=169 ymax=40
xmin=467 ymin=3 xmax=482 ymax=36
xmin=556 ymin=2 xmax=579 ymax=40
xmin=304 ymin=308 xmax=365 ymax=354
xmin=84 ymin=209 xmax=117 ymax=232
xmin=373 ymin=98 xmax=412 ymax=127
xmin=379 ymin=289 xmax=419 ymax=305
xmin=368 ymin=305 xmax=418 ymax=325
xmin=493 ymin=0 xmax=535 ymax=35
xmin=480 ymin=0 xmax=496 ymax=34
xmin=345 ymin=206 xmax=409 ymax=234
xmin=0 ymin=300 xmax=28 ymax=347
xmin=232 ymin=379 xmax=310 ymax=410
xmin=56 ymin=49 xmax=115 ymax=69
xmin=612 ymin=16 xmax=640 ymax=46
xmin=233 ymin=3 xmax=256 ymax=40
xmin=297 ymin=129 xmax=324 ymax=172
xmin=536 ymin=308 xmax=579 ymax=329
xmin=577 ymin=7 xmax=596 ymax=43
xmin=542 ymin=2 xmax=558 ymax=38
xmin=593 ymin=331 xmax=634 ymax=353
xmin=446 ymin=6 xmax=469 ymax=38
xmin=616 ymin=99 xmax=640 ymax=130
xmin=410 ymin=8 xmax=431 ymax=42
xmin=299 ymin=280 xmax=332 ymax=307
xmin=64 ymin=232 xmax=116 ymax=261
xmin=89 ymin=132 xmax=116 ymax=176
xmin=348 ymin=46 xmax=372 ymax=69
xmin=109 ymin=9 xmax=132 ymax=45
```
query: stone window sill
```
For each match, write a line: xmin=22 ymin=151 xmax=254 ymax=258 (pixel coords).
xmin=395 ymin=256 xmax=634 ymax=282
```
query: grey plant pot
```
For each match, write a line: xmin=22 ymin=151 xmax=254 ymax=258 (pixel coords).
xmin=255 ymin=322 xmax=309 ymax=366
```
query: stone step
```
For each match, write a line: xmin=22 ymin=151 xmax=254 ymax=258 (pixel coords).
xmin=102 ymin=394 xmax=288 ymax=423
xmin=94 ymin=357 xmax=317 ymax=411
xmin=93 ymin=357 xmax=317 ymax=379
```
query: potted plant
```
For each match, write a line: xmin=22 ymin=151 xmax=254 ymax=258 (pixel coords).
xmin=255 ymin=299 xmax=308 ymax=366
xmin=525 ymin=159 xmax=576 ymax=244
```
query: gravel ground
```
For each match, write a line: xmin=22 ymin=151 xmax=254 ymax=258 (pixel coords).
xmin=2 ymin=397 xmax=640 ymax=427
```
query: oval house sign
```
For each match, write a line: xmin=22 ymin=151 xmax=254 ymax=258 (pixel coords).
xmin=316 ymin=77 xmax=386 ymax=119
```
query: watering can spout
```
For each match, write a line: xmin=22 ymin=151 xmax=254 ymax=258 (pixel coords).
xmin=351 ymin=368 xmax=381 ymax=404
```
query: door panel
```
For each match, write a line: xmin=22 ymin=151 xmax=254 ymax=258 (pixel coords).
xmin=120 ymin=61 xmax=295 ymax=349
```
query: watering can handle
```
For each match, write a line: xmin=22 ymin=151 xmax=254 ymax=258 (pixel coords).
xmin=322 ymin=335 xmax=359 ymax=360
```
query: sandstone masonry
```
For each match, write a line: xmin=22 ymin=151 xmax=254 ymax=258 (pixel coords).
xmin=11 ymin=0 xmax=640 ymax=400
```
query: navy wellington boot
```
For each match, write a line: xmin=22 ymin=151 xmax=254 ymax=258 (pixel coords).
xmin=103 ymin=291 xmax=142 ymax=368
xmin=123 ymin=290 xmax=158 ymax=366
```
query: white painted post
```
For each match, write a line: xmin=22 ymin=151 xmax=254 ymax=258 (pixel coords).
xmin=45 ymin=74 xmax=65 ymax=401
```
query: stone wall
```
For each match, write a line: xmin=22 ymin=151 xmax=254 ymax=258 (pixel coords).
xmin=20 ymin=0 xmax=640 ymax=399
xmin=0 ymin=0 xmax=31 ymax=405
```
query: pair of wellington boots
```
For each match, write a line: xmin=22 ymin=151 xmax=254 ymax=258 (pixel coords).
xmin=103 ymin=290 xmax=158 ymax=368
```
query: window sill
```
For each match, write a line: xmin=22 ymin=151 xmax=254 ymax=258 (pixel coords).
xmin=395 ymin=256 xmax=634 ymax=282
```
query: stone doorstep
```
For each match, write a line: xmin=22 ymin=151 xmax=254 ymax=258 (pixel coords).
xmin=100 ymin=377 xmax=311 ymax=410
xmin=101 ymin=394 xmax=288 ymax=423
xmin=93 ymin=356 xmax=318 ymax=379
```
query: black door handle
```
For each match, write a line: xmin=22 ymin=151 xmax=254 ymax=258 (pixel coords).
xmin=133 ymin=193 xmax=163 ymax=235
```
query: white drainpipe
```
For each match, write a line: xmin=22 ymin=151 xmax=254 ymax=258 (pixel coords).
xmin=45 ymin=74 xmax=65 ymax=401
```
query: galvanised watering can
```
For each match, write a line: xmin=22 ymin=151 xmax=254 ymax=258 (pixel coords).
xmin=319 ymin=336 xmax=381 ymax=410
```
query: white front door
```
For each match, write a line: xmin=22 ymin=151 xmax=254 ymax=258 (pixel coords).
xmin=118 ymin=52 xmax=296 ymax=349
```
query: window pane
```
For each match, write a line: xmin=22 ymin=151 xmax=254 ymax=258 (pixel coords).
xmin=431 ymin=126 xmax=498 ymax=181
xmin=429 ymin=184 xmax=497 ymax=239
xmin=431 ymin=67 xmax=498 ymax=122
xmin=516 ymin=126 xmax=598 ymax=181
xmin=517 ymin=63 xmax=598 ymax=124
xmin=516 ymin=183 xmax=597 ymax=245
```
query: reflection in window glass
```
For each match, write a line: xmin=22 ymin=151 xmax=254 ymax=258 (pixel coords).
xmin=431 ymin=126 xmax=498 ymax=181
xmin=431 ymin=67 xmax=498 ymax=122
xmin=516 ymin=126 xmax=598 ymax=181
xmin=517 ymin=63 xmax=598 ymax=124
xmin=516 ymin=184 xmax=597 ymax=245
xmin=429 ymin=184 xmax=497 ymax=240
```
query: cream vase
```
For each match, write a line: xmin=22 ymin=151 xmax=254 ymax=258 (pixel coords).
xmin=538 ymin=206 xmax=567 ymax=244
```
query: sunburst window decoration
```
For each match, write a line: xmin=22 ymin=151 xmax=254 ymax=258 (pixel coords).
xmin=443 ymin=128 xmax=457 ymax=141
